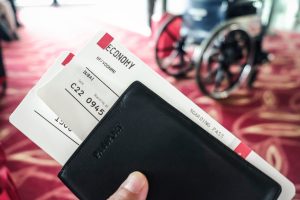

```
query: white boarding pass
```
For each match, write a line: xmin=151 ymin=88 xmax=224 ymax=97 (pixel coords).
xmin=9 ymin=52 xmax=81 ymax=165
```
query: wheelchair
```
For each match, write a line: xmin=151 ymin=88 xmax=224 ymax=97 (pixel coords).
xmin=155 ymin=0 xmax=274 ymax=99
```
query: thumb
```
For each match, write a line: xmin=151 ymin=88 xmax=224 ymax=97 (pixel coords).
xmin=108 ymin=171 xmax=149 ymax=200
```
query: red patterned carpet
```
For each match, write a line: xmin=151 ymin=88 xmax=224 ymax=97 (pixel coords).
xmin=0 ymin=6 xmax=299 ymax=200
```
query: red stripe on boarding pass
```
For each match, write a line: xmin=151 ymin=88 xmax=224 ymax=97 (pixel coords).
xmin=62 ymin=53 xmax=75 ymax=66
xmin=97 ymin=33 xmax=114 ymax=49
xmin=234 ymin=143 xmax=251 ymax=159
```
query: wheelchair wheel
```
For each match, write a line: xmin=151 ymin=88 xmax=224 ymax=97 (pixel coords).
xmin=195 ymin=22 xmax=253 ymax=99
xmin=155 ymin=15 xmax=194 ymax=77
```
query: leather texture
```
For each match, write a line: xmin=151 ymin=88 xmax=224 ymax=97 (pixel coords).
xmin=59 ymin=81 xmax=281 ymax=200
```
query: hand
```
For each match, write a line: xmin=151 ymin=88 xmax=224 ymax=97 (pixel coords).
xmin=108 ymin=171 xmax=149 ymax=200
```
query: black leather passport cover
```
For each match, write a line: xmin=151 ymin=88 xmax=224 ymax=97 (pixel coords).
xmin=59 ymin=81 xmax=281 ymax=200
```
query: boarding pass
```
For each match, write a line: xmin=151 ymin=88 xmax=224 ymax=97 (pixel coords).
xmin=9 ymin=52 xmax=81 ymax=165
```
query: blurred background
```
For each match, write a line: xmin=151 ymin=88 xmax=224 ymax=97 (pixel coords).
xmin=0 ymin=0 xmax=299 ymax=199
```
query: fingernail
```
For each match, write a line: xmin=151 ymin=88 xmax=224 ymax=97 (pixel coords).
xmin=122 ymin=172 xmax=146 ymax=194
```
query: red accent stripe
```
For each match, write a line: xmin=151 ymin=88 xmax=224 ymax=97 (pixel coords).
xmin=62 ymin=53 xmax=75 ymax=66
xmin=97 ymin=33 xmax=114 ymax=49
xmin=234 ymin=143 xmax=252 ymax=159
